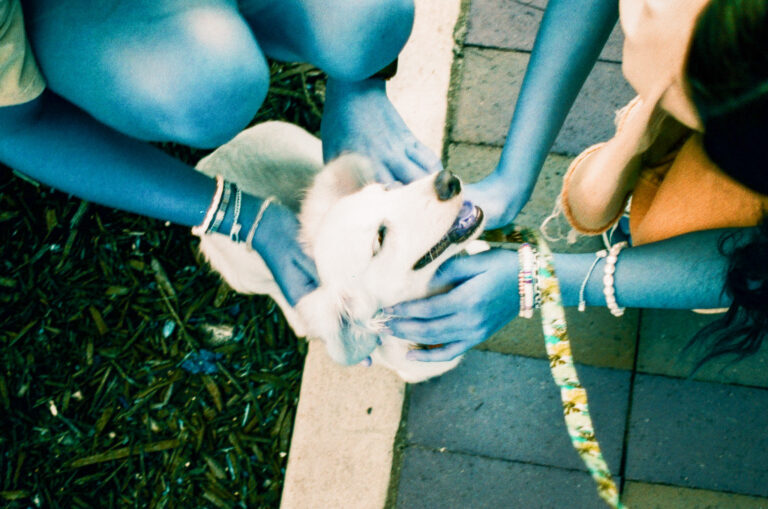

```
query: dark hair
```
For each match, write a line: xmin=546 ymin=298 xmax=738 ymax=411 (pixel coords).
xmin=685 ymin=0 xmax=768 ymax=365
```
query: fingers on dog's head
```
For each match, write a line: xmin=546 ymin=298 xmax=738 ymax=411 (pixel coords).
xmin=295 ymin=286 xmax=378 ymax=366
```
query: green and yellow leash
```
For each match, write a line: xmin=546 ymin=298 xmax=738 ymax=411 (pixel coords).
xmin=485 ymin=227 xmax=626 ymax=509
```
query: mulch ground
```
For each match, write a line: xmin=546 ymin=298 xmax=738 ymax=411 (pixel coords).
xmin=0 ymin=62 xmax=325 ymax=509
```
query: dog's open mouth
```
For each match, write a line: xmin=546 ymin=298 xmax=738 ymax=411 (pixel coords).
xmin=413 ymin=201 xmax=484 ymax=270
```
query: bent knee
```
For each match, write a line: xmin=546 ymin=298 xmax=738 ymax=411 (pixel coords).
xmin=140 ymin=57 xmax=269 ymax=148
xmin=132 ymin=10 xmax=270 ymax=147
xmin=313 ymin=0 xmax=414 ymax=81
xmin=36 ymin=4 xmax=270 ymax=148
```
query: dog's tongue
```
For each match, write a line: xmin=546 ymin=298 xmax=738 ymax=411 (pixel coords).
xmin=449 ymin=201 xmax=478 ymax=237
xmin=413 ymin=201 xmax=484 ymax=270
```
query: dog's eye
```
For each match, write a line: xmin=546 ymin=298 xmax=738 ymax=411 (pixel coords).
xmin=373 ymin=224 xmax=387 ymax=256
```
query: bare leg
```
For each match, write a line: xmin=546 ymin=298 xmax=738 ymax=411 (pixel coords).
xmin=24 ymin=0 xmax=270 ymax=147
xmin=239 ymin=0 xmax=413 ymax=80
xmin=239 ymin=0 xmax=442 ymax=183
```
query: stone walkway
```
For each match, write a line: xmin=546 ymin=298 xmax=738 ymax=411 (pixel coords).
xmin=390 ymin=1 xmax=768 ymax=507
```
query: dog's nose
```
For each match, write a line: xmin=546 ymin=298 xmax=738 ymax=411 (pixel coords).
xmin=434 ymin=170 xmax=461 ymax=201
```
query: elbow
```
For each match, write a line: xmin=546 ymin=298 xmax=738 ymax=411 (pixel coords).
xmin=561 ymin=180 xmax=627 ymax=234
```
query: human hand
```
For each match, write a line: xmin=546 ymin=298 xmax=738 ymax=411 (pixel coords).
xmin=464 ymin=174 xmax=532 ymax=230
xmin=321 ymin=78 xmax=443 ymax=185
xmin=251 ymin=202 xmax=318 ymax=306
xmin=385 ymin=249 xmax=520 ymax=362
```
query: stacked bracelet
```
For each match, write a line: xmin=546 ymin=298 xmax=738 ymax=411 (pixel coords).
xmin=603 ymin=241 xmax=628 ymax=317
xmin=191 ymin=177 xmax=249 ymax=245
xmin=191 ymin=175 xmax=225 ymax=236
xmin=209 ymin=180 xmax=233 ymax=233
xmin=518 ymin=243 xmax=536 ymax=319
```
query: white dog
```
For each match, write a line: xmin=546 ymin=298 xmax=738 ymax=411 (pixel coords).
xmin=194 ymin=122 xmax=485 ymax=382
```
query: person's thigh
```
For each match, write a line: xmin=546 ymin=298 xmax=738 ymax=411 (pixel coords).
xmin=24 ymin=0 xmax=270 ymax=147
xmin=238 ymin=0 xmax=414 ymax=81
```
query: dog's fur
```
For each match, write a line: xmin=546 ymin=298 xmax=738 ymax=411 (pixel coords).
xmin=194 ymin=122 xmax=485 ymax=382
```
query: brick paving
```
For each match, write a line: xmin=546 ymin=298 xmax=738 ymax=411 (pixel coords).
xmin=389 ymin=1 xmax=768 ymax=507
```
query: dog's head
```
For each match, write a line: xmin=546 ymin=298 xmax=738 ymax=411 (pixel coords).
xmin=295 ymin=155 xmax=485 ymax=366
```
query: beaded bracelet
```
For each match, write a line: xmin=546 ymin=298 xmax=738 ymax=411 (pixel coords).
xmin=603 ymin=241 xmax=628 ymax=317
xmin=191 ymin=175 xmax=225 ymax=236
xmin=518 ymin=243 xmax=536 ymax=318
xmin=532 ymin=248 xmax=542 ymax=310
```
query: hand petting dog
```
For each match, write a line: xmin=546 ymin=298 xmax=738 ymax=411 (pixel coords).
xmin=386 ymin=248 xmax=520 ymax=362
xmin=322 ymin=79 xmax=444 ymax=185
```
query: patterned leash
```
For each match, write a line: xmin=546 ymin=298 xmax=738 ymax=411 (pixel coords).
xmin=486 ymin=227 xmax=625 ymax=509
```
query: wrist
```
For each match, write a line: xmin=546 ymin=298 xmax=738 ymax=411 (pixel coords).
xmin=468 ymin=178 xmax=528 ymax=229
xmin=552 ymin=252 xmax=607 ymax=308
xmin=211 ymin=191 xmax=275 ymax=251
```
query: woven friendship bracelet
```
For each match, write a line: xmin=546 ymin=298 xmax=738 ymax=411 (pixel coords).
xmin=492 ymin=227 xmax=625 ymax=508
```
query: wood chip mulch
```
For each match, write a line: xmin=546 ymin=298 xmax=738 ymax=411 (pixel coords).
xmin=0 ymin=62 xmax=326 ymax=509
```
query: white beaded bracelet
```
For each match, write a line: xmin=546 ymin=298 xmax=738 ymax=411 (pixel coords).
xmin=603 ymin=241 xmax=628 ymax=317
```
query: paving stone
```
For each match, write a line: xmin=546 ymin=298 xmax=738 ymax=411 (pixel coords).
xmin=478 ymin=307 xmax=638 ymax=370
xmin=623 ymin=481 xmax=768 ymax=509
xmin=446 ymin=142 xmax=637 ymax=369
xmin=465 ymin=0 xmax=624 ymax=62
xmin=405 ymin=350 xmax=630 ymax=473
xmin=395 ymin=447 xmax=619 ymax=509
xmin=450 ymin=47 xmax=635 ymax=155
xmin=626 ymin=374 xmax=768 ymax=497
xmin=638 ymin=309 xmax=768 ymax=387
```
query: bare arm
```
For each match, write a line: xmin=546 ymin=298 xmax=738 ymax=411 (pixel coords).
xmin=0 ymin=93 xmax=317 ymax=304
xmin=559 ymin=229 xmax=733 ymax=310
xmin=387 ymin=228 xmax=738 ymax=361
xmin=0 ymin=93 xmax=215 ymax=227
xmin=469 ymin=0 xmax=620 ymax=228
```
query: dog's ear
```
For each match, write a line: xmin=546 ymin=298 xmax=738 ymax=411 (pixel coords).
xmin=295 ymin=285 xmax=380 ymax=366
xmin=298 ymin=154 xmax=377 ymax=247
